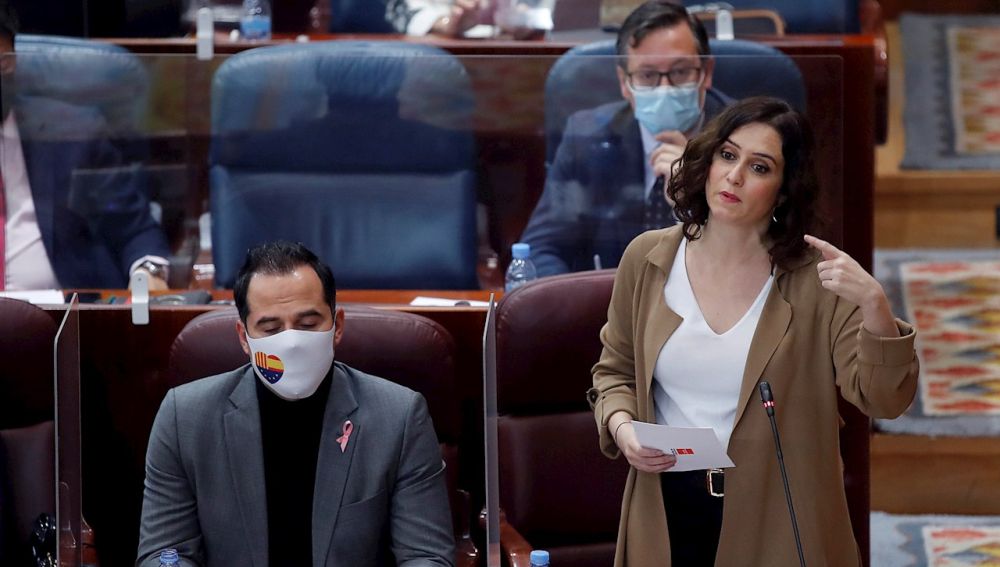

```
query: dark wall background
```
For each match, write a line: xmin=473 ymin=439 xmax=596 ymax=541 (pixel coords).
xmin=880 ymin=0 xmax=1000 ymax=20
xmin=11 ymin=0 xmax=321 ymax=37
xmin=11 ymin=0 xmax=185 ymax=38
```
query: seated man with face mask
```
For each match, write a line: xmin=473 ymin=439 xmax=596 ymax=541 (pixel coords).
xmin=137 ymin=241 xmax=454 ymax=567
xmin=520 ymin=0 xmax=732 ymax=276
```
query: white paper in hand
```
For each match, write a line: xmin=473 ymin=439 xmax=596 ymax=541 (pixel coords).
xmin=631 ymin=421 xmax=735 ymax=472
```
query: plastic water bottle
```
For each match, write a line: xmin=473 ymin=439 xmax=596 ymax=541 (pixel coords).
xmin=505 ymin=242 xmax=537 ymax=292
xmin=530 ymin=549 xmax=550 ymax=567
xmin=159 ymin=548 xmax=180 ymax=566
xmin=240 ymin=0 xmax=271 ymax=40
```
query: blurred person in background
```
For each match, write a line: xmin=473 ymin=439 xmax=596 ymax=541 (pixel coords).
xmin=520 ymin=0 xmax=732 ymax=276
xmin=0 ymin=0 xmax=170 ymax=290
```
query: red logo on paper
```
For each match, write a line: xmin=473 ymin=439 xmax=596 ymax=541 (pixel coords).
xmin=676 ymin=448 xmax=694 ymax=455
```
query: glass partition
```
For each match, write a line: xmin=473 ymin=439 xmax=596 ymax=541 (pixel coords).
xmin=2 ymin=44 xmax=844 ymax=297
xmin=482 ymin=295 xmax=501 ymax=567
xmin=54 ymin=294 xmax=81 ymax=567
xmin=1 ymin=38 xmax=853 ymax=567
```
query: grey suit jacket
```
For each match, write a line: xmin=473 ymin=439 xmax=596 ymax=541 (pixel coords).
xmin=136 ymin=362 xmax=454 ymax=567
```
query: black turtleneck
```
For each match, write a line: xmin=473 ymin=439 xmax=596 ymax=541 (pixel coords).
xmin=256 ymin=370 xmax=333 ymax=567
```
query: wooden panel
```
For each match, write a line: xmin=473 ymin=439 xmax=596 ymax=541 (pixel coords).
xmin=876 ymin=191 xmax=1000 ymax=247
xmin=872 ymin=433 xmax=1000 ymax=514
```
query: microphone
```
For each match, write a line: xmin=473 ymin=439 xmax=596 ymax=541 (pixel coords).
xmin=759 ymin=381 xmax=806 ymax=567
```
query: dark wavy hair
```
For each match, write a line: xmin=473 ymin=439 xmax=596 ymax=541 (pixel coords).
xmin=234 ymin=241 xmax=337 ymax=325
xmin=616 ymin=0 xmax=710 ymax=63
xmin=666 ymin=96 xmax=819 ymax=268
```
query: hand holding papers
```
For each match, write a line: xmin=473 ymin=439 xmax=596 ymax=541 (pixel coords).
xmin=631 ymin=421 xmax=735 ymax=472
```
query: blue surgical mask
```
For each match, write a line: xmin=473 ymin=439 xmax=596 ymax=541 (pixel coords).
xmin=629 ymin=83 xmax=702 ymax=134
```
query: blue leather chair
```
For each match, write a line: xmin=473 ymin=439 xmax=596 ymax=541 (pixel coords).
xmin=683 ymin=0 xmax=859 ymax=34
xmin=544 ymin=38 xmax=806 ymax=164
xmin=12 ymin=35 xmax=148 ymax=139
xmin=209 ymin=41 xmax=478 ymax=289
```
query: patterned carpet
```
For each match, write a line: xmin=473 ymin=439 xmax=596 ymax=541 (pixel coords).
xmin=873 ymin=249 xmax=1000 ymax=436
xmin=872 ymin=512 xmax=1000 ymax=567
xmin=902 ymin=260 xmax=1000 ymax=416
xmin=901 ymin=14 xmax=1000 ymax=169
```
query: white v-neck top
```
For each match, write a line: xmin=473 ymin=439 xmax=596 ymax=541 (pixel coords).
xmin=652 ymin=238 xmax=773 ymax=450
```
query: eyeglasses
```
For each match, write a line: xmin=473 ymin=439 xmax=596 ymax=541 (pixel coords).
xmin=625 ymin=67 xmax=703 ymax=90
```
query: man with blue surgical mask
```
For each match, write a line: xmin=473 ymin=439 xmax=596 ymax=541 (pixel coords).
xmin=137 ymin=241 xmax=454 ymax=567
xmin=520 ymin=0 xmax=731 ymax=276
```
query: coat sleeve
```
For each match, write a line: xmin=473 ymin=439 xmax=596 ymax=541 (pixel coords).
xmin=830 ymin=296 xmax=919 ymax=419
xmin=136 ymin=390 xmax=204 ymax=567
xmin=519 ymin=116 xmax=592 ymax=278
xmin=590 ymin=237 xmax=645 ymax=459
xmin=80 ymin=137 xmax=171 ymax=278
xmin=390 ymin=392 xmax=455 ymax=567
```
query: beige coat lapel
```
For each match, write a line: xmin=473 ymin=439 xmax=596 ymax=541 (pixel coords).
xmin=731 ymin=255 xmax=815 ymax=437
xmin=731 ymin=279 xmax=792 ymax=433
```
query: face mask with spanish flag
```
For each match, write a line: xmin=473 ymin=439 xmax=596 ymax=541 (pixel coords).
xmin=245 ymin=327 xmax=335 ymax=401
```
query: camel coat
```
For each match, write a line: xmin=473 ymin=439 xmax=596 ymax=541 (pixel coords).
xmin=590 ymin=227 xmax=918 ymax=567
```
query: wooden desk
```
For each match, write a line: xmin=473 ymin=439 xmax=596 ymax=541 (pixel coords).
xmin=54 ymin=292 xmax=492 ymax=567
xmin=104 ymin=33 xmax=876 ymax=270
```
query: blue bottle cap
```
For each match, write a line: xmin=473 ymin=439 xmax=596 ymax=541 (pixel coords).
xmin=512 ymin=242 xmax=531 ymax=259
xmin=160 ymin=549 xmax=179 ymax=564
xmin=530 ymin=549 xmax=550 ymax=566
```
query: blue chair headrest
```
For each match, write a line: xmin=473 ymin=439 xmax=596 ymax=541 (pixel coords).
xmin=208 ymin=40 xmax=479 ymax=289
xmin=210 ymin=41 xmax=474 ymax=172
xmin=710 ymin=39 xmax=806 ymax=111
xmin=11 ymin=34 xmax=148 ymax=136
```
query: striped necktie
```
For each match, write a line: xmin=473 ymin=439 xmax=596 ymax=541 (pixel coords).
xmin=643 ymin=176 xmax=670 ymax=231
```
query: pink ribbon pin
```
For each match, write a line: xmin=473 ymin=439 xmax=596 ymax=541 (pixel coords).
xmin=336 ymin=420 xmax=354 ymax=453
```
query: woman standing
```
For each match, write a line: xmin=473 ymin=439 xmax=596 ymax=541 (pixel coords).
xmin=590 ymin=96 xmax=918 ymax=566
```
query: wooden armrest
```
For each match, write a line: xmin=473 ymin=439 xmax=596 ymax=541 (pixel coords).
xmin=456 ymin=537 xmax=479 ymax=567
xmin=479 ymin=508 xmax=533 ymax=567
xmin=82 ymin=516 xmax=100 ymax=566
xmin=500 ymin=517 xmax=534 ymax=567
xmin=452 ymin=489 xmax=479 ymax=567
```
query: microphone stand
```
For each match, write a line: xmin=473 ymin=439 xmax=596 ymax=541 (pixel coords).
xmin=759 ymin=381 xmax=806 ymax=567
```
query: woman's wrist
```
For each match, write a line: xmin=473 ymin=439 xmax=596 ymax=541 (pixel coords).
xmin=613 ymin=419 xmax=632 ymax=447
xmin=861 ymin=295 xmax=900 ymax=338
